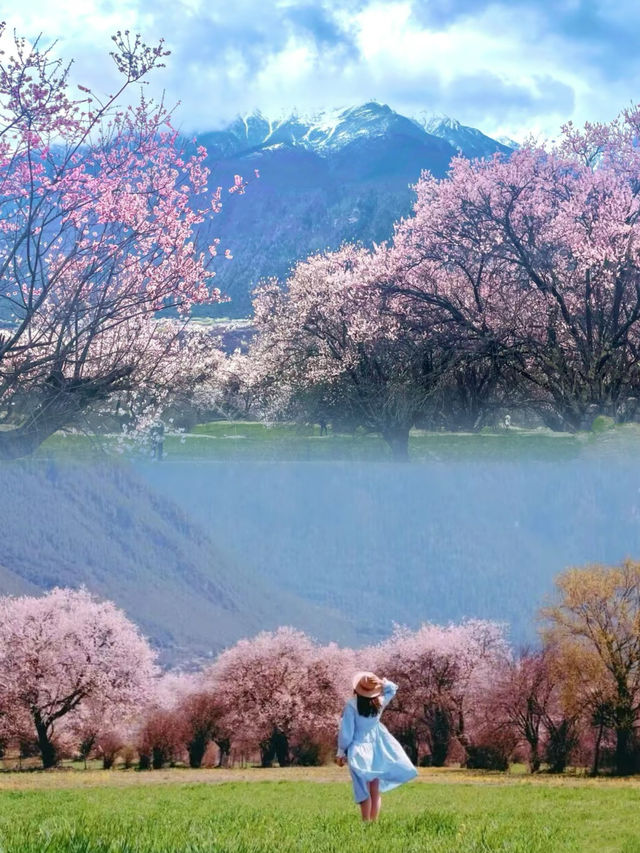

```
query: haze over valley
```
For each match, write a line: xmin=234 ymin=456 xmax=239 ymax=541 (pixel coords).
xmin=4 ymin=439 xmax=640 ymax=664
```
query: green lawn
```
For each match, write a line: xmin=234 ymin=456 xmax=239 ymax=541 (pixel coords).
xmin=30 ymin=420 xmax=616 ymax=463
xmin=1 ymin=768 xmax=639 ymax=852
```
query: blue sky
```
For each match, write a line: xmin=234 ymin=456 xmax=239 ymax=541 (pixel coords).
xmin=8 ymin=0 xmax=640 ymax=140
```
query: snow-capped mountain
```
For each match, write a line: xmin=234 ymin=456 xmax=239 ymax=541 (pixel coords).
xmin=200 ymin=102 xmax=436 ymax=157
xmin=192 ymin=103 xmax=513 ymax=318
xmin=497 ymin=135 xmax=521 ymax=150
xmin=200 ymin=102 xmax=510 ymax=160
xmin=416 ymin=113 xmax=513 ymax=159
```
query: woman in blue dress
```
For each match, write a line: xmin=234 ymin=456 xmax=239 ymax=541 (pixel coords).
xmin=335 ymin=671 xmax=417 ymax=821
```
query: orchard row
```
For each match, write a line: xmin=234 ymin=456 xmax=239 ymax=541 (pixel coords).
xmin=4 ymin=29 xmax=640 ymax=458
xmin=1 ymin=561 xmax=639 ymax=776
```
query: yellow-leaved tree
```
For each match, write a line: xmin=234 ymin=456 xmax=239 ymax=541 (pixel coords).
xmin=541 ymin=560 xmax=640 ymax=776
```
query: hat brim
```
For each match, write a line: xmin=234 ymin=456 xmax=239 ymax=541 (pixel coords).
xmin=356 ymin=686 xmax=383 ymax=698
xmin=352 ymin=671 xmax=383 ymax=698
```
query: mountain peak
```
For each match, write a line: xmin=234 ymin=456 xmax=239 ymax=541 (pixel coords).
xmin=415 ymin=112 xmax=513 ymax=158
xmin=216 ymin=102 xmax=429 ymax=156
xmin=206 ymin=105 xmax=512 ymax=162
xmin=422 ymin=114 xmax=462 ymax=134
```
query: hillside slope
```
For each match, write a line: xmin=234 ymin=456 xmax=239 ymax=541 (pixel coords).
xmin=139 ymin=449 xmax=640 ymax=648
xmin=0 ymin=461 xmax=359 ymax=664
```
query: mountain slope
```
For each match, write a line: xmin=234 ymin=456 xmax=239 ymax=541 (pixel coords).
xmin=6 ymin=447 xmax=638 ymax=662
xmin=0 ymin=461 xmax=359 ymax=664
xmin=139 ymin=452 xmax=640 ymax=649
xmin=417 ymin=114 xmax=513 ymax=159
xmin=193 ymin=103 xmax=512 ymax=317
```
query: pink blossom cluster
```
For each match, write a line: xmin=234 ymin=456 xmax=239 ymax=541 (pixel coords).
xmin=224 ymin=104 xmax=640 ymax=448
xmin=0 ymin=586 xmax=620 ymax=773
xmin=0 ymin=26 xmax=245 ymax=458
xmin=0 ymin=588 xmax=157 ymax=768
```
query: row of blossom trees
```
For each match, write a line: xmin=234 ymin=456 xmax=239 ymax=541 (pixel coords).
xmin=225 ymin=107 xmax=640 ymax=458
xmin=0 ymin=26 xmax=247 ymax=459
xmin=5 ymin=26 xmax=640 ymax=460
xmin=1 ymin=561 xmax=640 ymax=775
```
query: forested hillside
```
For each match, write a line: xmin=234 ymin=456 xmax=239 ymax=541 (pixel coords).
xmin=3 ymin=442 xmax=639 ymax=662
xmin=140 ymin=447 xmax=640 ymax=648
xmin=0 ymin=462 xmax=358 ymax=663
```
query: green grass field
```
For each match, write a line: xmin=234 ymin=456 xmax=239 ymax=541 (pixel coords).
xmin=30 ymin=420 xmax=625 ymax=463
xmin=1 ymin=767 xmax=640 ymax=853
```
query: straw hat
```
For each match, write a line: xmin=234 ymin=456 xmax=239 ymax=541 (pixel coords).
xmin=352 ymin=671 xmax=383 ymax=698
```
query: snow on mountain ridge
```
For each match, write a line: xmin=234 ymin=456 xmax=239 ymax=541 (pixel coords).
xmin=223 ymin=102 xmax=448 ymax=155
xmin=222 ymin=103 xmax=514 ymax=161
xmin=415 ymin=111 xmax=514 ymax=158
xmin=211 ymin=103 xmax=514 ymax=161
xmin=421 ymin=113 xmax=463 ymax=134
xmin=497 ymin=135 xmax=521 ymax=149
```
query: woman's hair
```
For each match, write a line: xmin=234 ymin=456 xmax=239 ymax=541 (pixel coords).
xmin=356 ymin=694 xmax=382 ymax=717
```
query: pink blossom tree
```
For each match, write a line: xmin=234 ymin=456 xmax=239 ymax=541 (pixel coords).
xmin=132 ymin=670 xmax=195 ymax=770
xmin=476 ymin=646 xmax=590 ymax=773
xmin=205 ymin=628 xmax=349 ymax=766
xmin=137 ymin=708 xmax=184 ymax=769
xmin=389 ymin=107 xmax=640 ymax=430
xmin=67 ymin=689 xmax=149 ymax=769
xmin=0 ymin=26 xmax=243 ymax=458
xmin=175 ymin=690 xmax=230 ymax=769
xmin=372 ymin=620 xmax=509 ymax=766
xmin=246 ymin=246 xmax=451 ymax=460
xmin=0 ymin=587 xmax=157 ymax=768
xmin=479 ymin=649 xmax=556 ymax=772
xmin=146 ymin=671 xmax=232 ymax=769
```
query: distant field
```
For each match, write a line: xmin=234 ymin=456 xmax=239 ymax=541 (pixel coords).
xmin=0 ymin=767 xmax=639 ymax=852
xmin=31 ymin=420 xmax=626 ymax=463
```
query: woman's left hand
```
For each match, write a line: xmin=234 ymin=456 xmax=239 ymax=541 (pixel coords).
xmin=335 ymin=756 xmax=345 ymax=767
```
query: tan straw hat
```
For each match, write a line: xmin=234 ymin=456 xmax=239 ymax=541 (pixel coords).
xmin=352 ymin=671 xmax=383 ymax=698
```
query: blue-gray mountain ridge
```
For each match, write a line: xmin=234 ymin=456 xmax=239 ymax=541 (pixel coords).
xmin=193 ymin=103 xmax=513 ymax=317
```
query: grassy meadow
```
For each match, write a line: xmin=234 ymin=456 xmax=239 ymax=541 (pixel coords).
xmin=1 ymin=767 xmax=640 ymax=853
xmin=30 ymin=419 xmax=630 ymax=463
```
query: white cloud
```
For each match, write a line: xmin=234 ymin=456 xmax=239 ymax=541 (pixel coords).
xmin=4 ymin=0 xmax=640 ymax=140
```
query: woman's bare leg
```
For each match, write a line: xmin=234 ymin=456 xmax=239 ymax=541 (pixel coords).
xmin=359 ymin=796 xmax=372 ymax=821
xmin=369 ymin=779 xmax=381 ymax=821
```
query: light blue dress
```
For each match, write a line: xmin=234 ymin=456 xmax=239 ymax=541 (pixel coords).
xmin=337 ymin=678 xmax=417 ymax=803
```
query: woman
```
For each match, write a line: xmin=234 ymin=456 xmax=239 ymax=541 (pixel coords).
xmin=335 ymin=671 xmax=417 ymax=821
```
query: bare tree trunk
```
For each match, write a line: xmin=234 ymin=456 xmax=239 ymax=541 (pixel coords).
xmin=187 ymin=731 xmax=209 ymax=769
xmin=614 ymin=708 xmax=635 ymax=776
xmin=259 ymin=737 xmax=275 ymax=768
xmin=33 ymin=714 xmax=57 ymax=770
xmin=591 ymin=723 xmax=604 ymax=777
xmin=0 ymin=416 xmax=65 ymax=460
xmin=216 ymin=738 xmax=231 ymax=768
xmin=396 ymin=729 xmax=418 ymax=765
xmin=545 ymin=718 xmax=576 ymax=774
xmin=524 ymin=720 xmax=541 ymax=773
xmin=381 ymin=425 xmax=410 ymax=461
xmin=427 ymin=706 xmax=453 ymax=767
xmin=0 ymin=367 xmax=132 ymax=459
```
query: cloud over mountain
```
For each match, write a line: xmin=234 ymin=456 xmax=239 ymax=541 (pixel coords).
xmin=6 ymin=0 xmax=640 ymax=140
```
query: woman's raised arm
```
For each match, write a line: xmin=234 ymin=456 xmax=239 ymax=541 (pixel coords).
xmin=380 ymin=678 xmax=398 ymax=709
